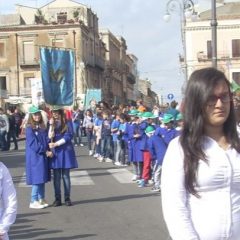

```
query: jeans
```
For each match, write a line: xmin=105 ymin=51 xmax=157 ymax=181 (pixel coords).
xmin=7 ymin=130 xmax=18 ymax=150
xmin=100 ymin=135 xmax=112 ymax=158
xmin=0 ymin=130 xmax=7 ymax=150
xmin=152 ymin=162 xmax=162 ymax=188
xmin=31 ymin=183 xmax=45 ymax=202
xmin=132 ymin=162 xmax=143 ymax=179
xmin=73 ymin=124 xmax=82 ymax=145
xmin=86 ymin=129 xmax=93 ymax=150
xmin=53 ymin=169 xmax=71 ymax=200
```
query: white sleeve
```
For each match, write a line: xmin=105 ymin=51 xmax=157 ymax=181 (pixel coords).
xmin=55 ymin=138 xmax=66 ymax=146
xmin=0 ymin=163 xmax=17 ymax=234
xmin=161 ymin=138 xmax=199 ymax=240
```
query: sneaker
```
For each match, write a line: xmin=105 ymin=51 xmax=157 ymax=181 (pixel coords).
xmin=52 ymin=199 xmax=62 ymax=207
xmin=29 ymin=201 xmax=45 ymax=209
xmin=89 ymin=150 xmax=93 ymax=156
xmin=39 ymin=199 xmax=49 ymax=208
xmin=105 ymin=158 xmax=112 ymax=163
xmin=98 ymin=156 xmax=104 ymax=162
xmin=151 ymin=187 xmax=161 ymax=192
xmin=131 ymin=175 xmax=138 ymax=181
xmin=65 ymin=198 xmax=72 ymax=206
xmin=93 ymin=153 xmax=99 ymax=158
xmin=114 ymin=161 xmax=121 ymax=166
xmin=80 ymin=143 xmax=84 ymax=147
xmin=74 ymin=144 xmax=78 ymax=147
xmin=138 ymin=179 xmax=146 ymax=188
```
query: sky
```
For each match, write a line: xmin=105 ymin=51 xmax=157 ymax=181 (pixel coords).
xmin=0 ymin=0 xmax=235 ymax=103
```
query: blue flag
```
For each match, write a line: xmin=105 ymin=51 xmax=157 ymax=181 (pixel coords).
xmin=40 ymin=47 xmax=75 ymax=106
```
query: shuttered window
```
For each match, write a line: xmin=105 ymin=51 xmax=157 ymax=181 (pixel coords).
xmin=23 ymin=41 xmax=35 ymax=63
xmin=232 ymin=39 xmax=240 ymax=58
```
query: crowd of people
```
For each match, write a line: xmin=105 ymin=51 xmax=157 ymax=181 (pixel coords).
xmin=18 ymin=95 xmax=183 ymax=209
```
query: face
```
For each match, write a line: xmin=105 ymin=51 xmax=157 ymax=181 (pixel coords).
xmin=52 ymin=110 xmax=60 ymax=119
xmin=204 ymin=80 xmax=231 ymax=128
xmin=32 ymin=112 xmax=42 ymax=122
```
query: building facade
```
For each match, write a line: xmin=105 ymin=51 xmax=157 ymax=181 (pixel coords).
xmin=0 ymin=0 xmax=105 ymax=107
xmin=184 ymin=2 xmax=240 ymax=84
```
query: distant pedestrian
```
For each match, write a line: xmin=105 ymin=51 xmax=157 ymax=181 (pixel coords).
xmin=6 ymin=109 xmax=18 ymax=151
xmin=0 ymin=108 xmax=9 ymax=151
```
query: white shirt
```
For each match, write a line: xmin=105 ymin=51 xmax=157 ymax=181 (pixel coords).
xmin=0 ymin=162 xmax=17 ymax=240
xmin=161 ymin=136 xmax=240 ymax=240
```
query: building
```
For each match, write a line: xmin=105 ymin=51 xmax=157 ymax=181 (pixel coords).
xmin=0 ymin=0 xmax=105 ymax=108
xmin=184 ymin=2 xmax=240 ymax=83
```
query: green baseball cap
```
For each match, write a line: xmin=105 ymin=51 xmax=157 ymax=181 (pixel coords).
xmin=145 ymin=125 xmax=155 ymax=134
xmin=29 ymin=105 xmax=41 ymax=114
xmin=162 ymin=113 xmax=174 ymax=124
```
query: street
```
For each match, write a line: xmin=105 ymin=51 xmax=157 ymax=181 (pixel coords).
xmin=0 ymin=140 xmax=169 ymax=240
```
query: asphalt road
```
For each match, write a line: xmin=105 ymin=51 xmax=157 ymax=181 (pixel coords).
xmin=0 ymin=140 xmax=170 ymax=240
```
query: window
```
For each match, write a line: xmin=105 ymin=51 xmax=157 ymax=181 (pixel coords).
xmin=207 ymin=40 xmax=212 ymax=59
xmin=0 ymin=76 xmax=6 ymax=90
xmin=23 ymin=41 xmax=35 ymax=63
xmin=57 ymin=12 xmax=67 ymax=23
xmin=0 ymin=42 xmax=5 ymax=58
xmin=232 ymin=39 xmax=240 ymax=58
xmin=52 ymin=38 xmax=64 ymax=48
xmin=232 ymin=72 xmax=240 ymax=85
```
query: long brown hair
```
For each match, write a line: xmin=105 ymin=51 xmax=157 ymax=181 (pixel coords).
xmin=52 ymin=109 xmax=68 ymax=133
xmin=27 ymin=113 xmax=46 ymax=129
xmin=180 ymin=67 xmax=240 ymax=197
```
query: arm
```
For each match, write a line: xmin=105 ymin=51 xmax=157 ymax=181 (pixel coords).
xmin=0 ymin=163 xmax=17 ymax=235
xmin=161 ymin=138 xmax=199 ymax=240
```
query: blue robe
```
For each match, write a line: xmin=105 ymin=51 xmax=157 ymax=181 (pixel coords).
xmin=148 ymin=135 xmax=167 ymax=165
xmin=132 ymin=121 xmax=148 ymax=162
xmin=49 ymin=121 xmax=78 ymax=169
xmin=25 ymin=126 xmax=51 ymax=185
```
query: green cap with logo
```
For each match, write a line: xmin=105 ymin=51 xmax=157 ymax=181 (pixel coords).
xmin=28 ymin=105 xmax=41 ymax=114
xmin=145 ymin=125 xmax=155 ymax=134
xmin=128 ymin=109 xmax=139 ymax=116
xmin=162 ymin=113 xmax=174 ymax=124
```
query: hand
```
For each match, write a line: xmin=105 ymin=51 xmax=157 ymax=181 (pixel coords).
xmin=49 ymin=142 xmax=56 ymax=149
xmin=49 ymin=118 xmax=54 ymax=125
xmin=46 ymin=151 xmax=53 ymax=158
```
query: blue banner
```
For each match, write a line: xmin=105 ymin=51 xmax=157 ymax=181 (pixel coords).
xmin=85 ymin=89 xmax=102 ymax=109
xmin=40 ymin=47 xmax=75 ymax=106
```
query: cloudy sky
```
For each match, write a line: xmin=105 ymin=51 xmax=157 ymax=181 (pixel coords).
xmin=1 ymin=0 xmax=234 ymax=102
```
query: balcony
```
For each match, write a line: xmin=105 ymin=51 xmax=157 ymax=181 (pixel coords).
xmin=0 ymin=89 xmax=8 ymax=98
xmin=127 ymin=73 xmax=136 ymax=84
xmin=95 ymin=56 xmax=105 ymax=70
xmin=19 ymin=58 xmax=40 ymax=68
xmin=19 ymin=87 xmax=31 ymax=96
xmin=197 ymin=51 xmax=231 ymax=62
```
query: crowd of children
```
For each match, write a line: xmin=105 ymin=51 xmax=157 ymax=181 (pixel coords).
xmin=81 ymin=100 xmax=183 ymax=192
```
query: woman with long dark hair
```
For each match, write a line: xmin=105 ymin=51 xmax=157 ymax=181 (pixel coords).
xmin=48 ymin=107 xmax=78 ymax=207
xmin=161 ymin=68 xmax=240 ymax=239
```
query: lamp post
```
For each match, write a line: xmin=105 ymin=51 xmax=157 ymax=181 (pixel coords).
xmin=164 ymin=0 xmax=196 ymax=84
xmin=211 ymin=0 xmax=217 ymax=68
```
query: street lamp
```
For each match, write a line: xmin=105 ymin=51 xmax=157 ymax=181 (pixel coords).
xmin=164 ymin=0 xmax=197 ymax=84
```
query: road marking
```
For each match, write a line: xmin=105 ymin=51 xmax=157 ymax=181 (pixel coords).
xmin=107 ymin=168 xmax=134 ymax=183
xmin=17 ymin=173 xmax=30 ymax=187
xmin=71 ymin=170 xmax=94 ymax=185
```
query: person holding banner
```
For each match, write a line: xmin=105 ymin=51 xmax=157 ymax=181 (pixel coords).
xmin=25 ymin=106 xmax=51 ymax=209
xmin=48 ymin=106 xmax=78 ymax=207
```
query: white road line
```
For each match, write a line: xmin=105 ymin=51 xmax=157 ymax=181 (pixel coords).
xmin=107 ymin=168 xmax=134 ymax=184
xmin=17 ymin=173 xmax=30 ymax=187
xmin=71 ymin=170 xmax=94 ymax=185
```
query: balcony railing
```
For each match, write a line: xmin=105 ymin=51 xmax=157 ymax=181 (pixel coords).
xmin=197 ymin=51 xmax=231 ymax=62
xmin=0 ymin=89 xmax=8 ymax=98
xmin=19 ymin=58 xmax=40 ymax=67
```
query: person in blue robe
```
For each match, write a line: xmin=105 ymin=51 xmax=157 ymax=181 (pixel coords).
xmin=25 ymin=105 xmax=51 ymax=209
xmin=48 ymin=106 xmax=78 ymax=207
